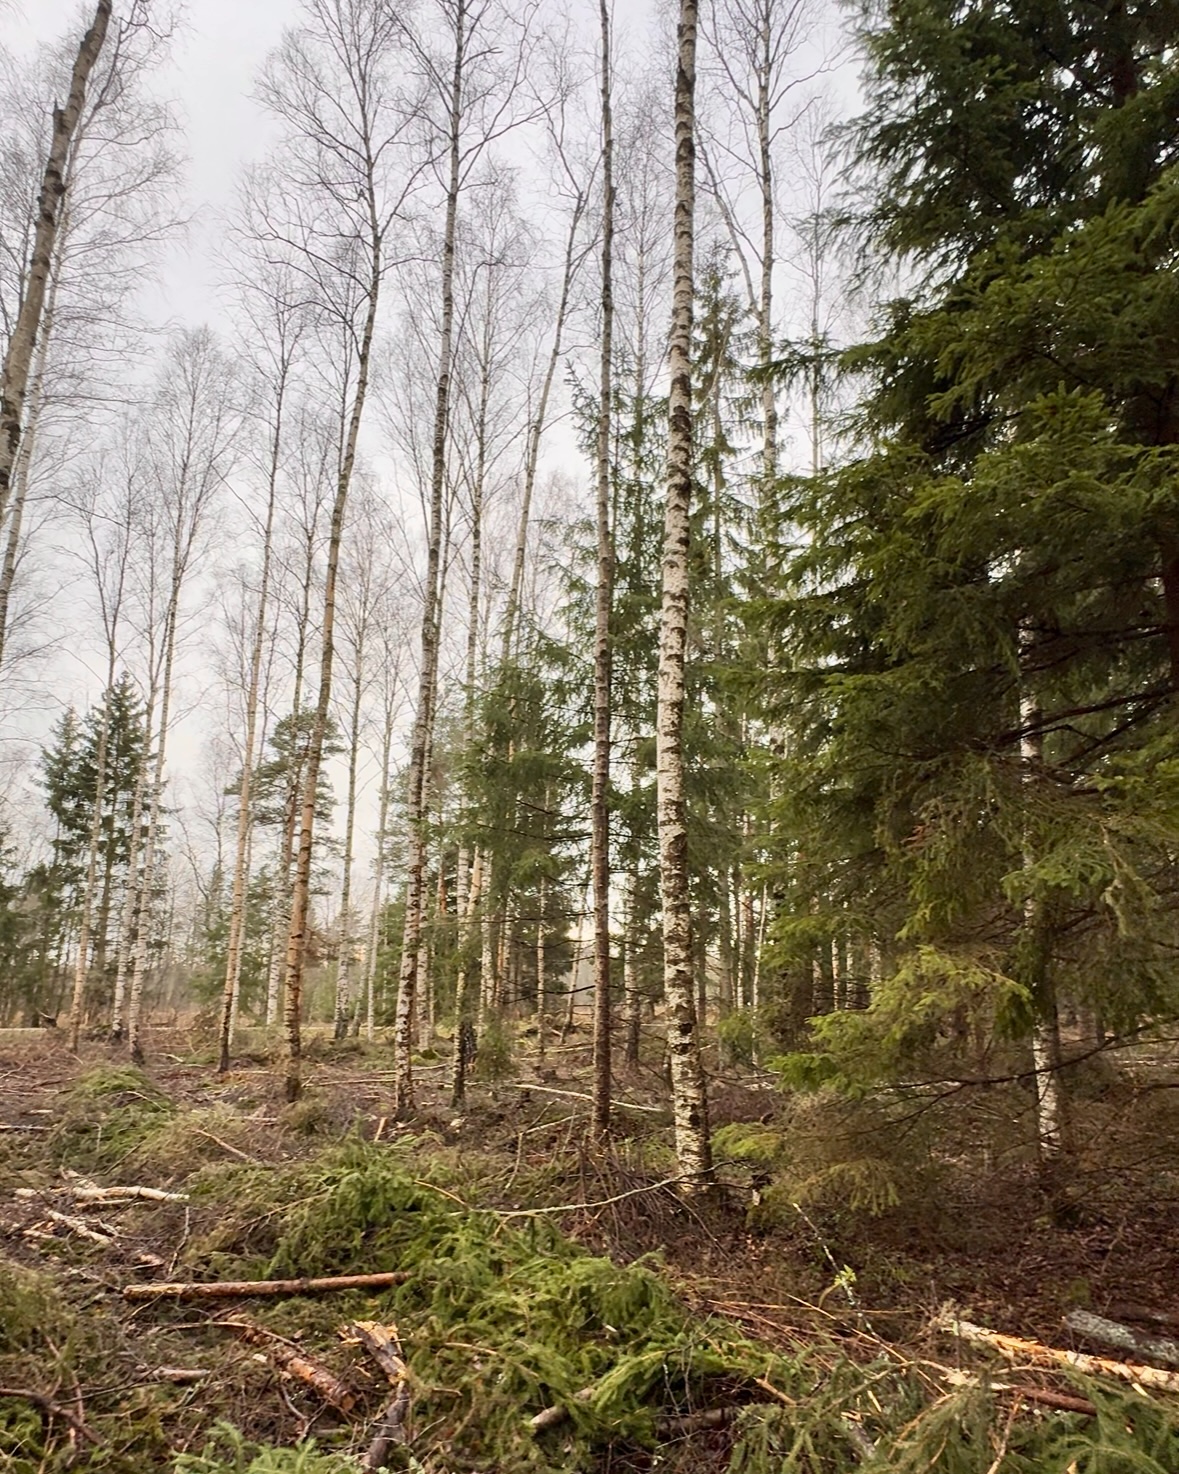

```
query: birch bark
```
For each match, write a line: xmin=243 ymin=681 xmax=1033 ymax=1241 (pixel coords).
xmin=0 ymin=0 xmax=111 ymax=524
xmin=217 ymin=298 xmax=298 ymax=1073
xmin=590 ymin=0 xmax=617 ymax=1142
xmin=657 ymin=0 xmax=712 ymax=1180
xmin=67 ymin=484 xmax=133 ymax=1051
xmin=393 ymin=3 xmax=467 ymax=1119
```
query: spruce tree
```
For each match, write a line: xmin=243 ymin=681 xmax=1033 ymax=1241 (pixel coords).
xmin=757 ymin=0 xmax=1179 ymax=1165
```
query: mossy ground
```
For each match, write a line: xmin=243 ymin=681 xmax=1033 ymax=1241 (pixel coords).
xmin=1 ymin=1026 xmax=1178 ymax=1472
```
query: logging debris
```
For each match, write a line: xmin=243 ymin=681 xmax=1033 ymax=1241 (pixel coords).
xmin=1065 ymin=1308 xmax=1179 ymax=1369
xmin=220 ymin=1317 xmax=356 ymax=1414
xmin=124 ymin=1271 xmax=412 ymax=1300
xmin=343 ymin=1322 xmax=412 ymax=1470
xmin=938 ymin=1310 xmax=1179 ymax=1394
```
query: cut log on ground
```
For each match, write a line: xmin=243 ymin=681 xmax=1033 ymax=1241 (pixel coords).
xmin=39 ymin=1209 xmax=117 ymax=1245
xmin=223 ymin=1317 xmax=355 ymax=1413
xmin=124 ymin=1271 xmax=411 ymax=1300
xmin=343 ymin=1321 xmax=411 ymax=1470
xmin=1066 ymin=1310 xmax=1179 ymax=1369
xmin=937 ymin=1311 xmax=1179 ymax=1395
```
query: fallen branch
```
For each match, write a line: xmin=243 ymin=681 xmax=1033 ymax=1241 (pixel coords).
xmin=938 ymin=1312 xmax=1179 ymax=1395
xmin=190 ymin=1129 xmax=261 ymax=1164
xmin=941 ymin=1368 xmax=1096 ymax=1415
xmin=1066 ymin=1310 xmax=1179 ymax=1370
xmin=0 ymin=1387 xmax=99 ymax=1445
xmin=344 ymin=1321 xmax=411 ymax=1470
xmin=224 ymin=1317 xmax=355 ymax=1413
xmin=505 ymin=1081 xmax=663 ymax=1114
xmin=73 ymin=1185 xmax=189 ymax=1204
xmin=124 ymin=1271 xmax=411 ymax=1301
xmin=41 ymin=1209 xmax=117 ymax=1246
xmin=148 ymin=1366 xmax=211 ymax=1384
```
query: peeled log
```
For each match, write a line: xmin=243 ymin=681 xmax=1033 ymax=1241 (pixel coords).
xmin=1065 ymin=1310 xmax=1179 ymax=1370
xmin=125 ymin=1271 xmax=410 ymax=1300
xmin=938 ymin=1312 xmax=1179 ymax=1395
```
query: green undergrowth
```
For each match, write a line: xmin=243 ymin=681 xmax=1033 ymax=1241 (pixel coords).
xmin=5 ymin=1128 xmax=1179 ymax=1472
xmin=172 ymin=1138 xmax=1179 ymax=1473
xmin=46 ymin=1064 xmax=177 ymax=1173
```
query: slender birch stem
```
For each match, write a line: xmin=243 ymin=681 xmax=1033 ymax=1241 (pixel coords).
xmin=590 ymin=0 xmax=617 ymax=1142
xmin=218 ymin=358 xmax=287 ymax=1072
xmin=657 ymin=0 xmax=712 ymax=1181
xmin=0 ymin=1 xmax=111 ymax=523
xmin=393 ymin=3 xmax=466 ymax=1120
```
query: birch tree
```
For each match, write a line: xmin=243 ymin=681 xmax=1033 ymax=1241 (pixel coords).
xmin=125 ymin=330 xmax=240 ymax=1064
xmin=590 ymin=0 xmax=616 ymax=1141
xmin=63 ymin=460 xmax=136 ymax=1050
xmin=391 ymin=0 xmax=547 ymax=1117
xmin=217 ymin=266 xmax=306 ymax=1073
xmin=0 ymin=0 xmax=111 ymax=526
xmin=699 ymin=0 xmax=816 ymax=482
xmin=657 ymin=0 xmax=712 ymax=1180
xmin=257 ymin=0 xmax=420 ymax=1102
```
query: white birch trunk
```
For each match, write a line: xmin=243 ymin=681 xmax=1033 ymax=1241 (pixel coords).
xmin=0 ymin=1 xmax=111 ymax=523
xmin=535 ymin=873 xmax=547 ymax=1058
xmin=392 ymin=5 xmax=466 ymax=1119
xmin=282 ymin=264 xmax=380 ymax=1102
xmin=657 ymin=0 xmax=711 ymax=1181
xmin=218 ymin=362 xmax=286 ymax=1072
xmin=334 ymin=625 xmax=366 ymax=1040
xmin=362 ymin=689 xmax=396 ymax=1043
xmin=1020 ymin=635 xmax=1065 ymax=1163
xmin=127 ymin=588 xmax=181 ymax=1065
xmin=590 ymin=0 xmax=617 ymax=1141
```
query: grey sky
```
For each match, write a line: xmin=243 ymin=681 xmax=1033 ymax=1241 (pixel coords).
xmin=12 ymin=0 xmax=289 ymax=328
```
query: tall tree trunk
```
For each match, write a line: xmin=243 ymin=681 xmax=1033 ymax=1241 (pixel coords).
xmin=110 ymin=692 xmax=152 ymax=1044
xmin=334 ymin=620 xmax=366 ymax=1040
xmin=68 ymin=676 xmax=116 ymax=1051
xmin=657 ymin=0 xmax=712 ymax=1181
xmin=535 ymin=872 xmax=547 ymax=1058
xmin=755 ymin=19 xmax=777 ymax=486
xmin=218 ymin=370 xmax=286 ymax=1073
xmin=266 ymin=524 xmax=315 ymax=1027
xmin=1020 ymin=635 xmax=1066 ymax=1166
xmin=451 ymin=846 xmax=483 ymax=1108
xmin=127 ymin=588 xmax=182 ymax=1065
xmin=392 ymin=5 xmax=465 ymax=1119
xmin=0 ymin=1 xmax=110 ymax=525
xmin=590 ymin=0 xmax=617 ymax=1143
xmin=622 ymin=867 xmax=642 ymax=1066
xmin=283 ymin=316 xmax=379 ymax=1104
xmin=362 ymin=678 xmax=396 ymax=1042
xmin=500 ymin=190 xmax=586 ymax=663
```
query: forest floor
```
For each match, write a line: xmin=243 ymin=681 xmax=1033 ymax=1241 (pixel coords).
xmin=2 ymin=1022 xmax=1179 ymax=1471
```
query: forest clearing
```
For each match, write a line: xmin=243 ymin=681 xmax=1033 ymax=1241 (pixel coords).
xmin=4 ymin=0 xmax=1179 ymax=1467
xmin=2 ymin=1014 xmax=1179 ymax=1472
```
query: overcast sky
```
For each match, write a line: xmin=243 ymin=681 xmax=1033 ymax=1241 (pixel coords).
xmin=12 ymin=0 xmax=291 ymax=330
